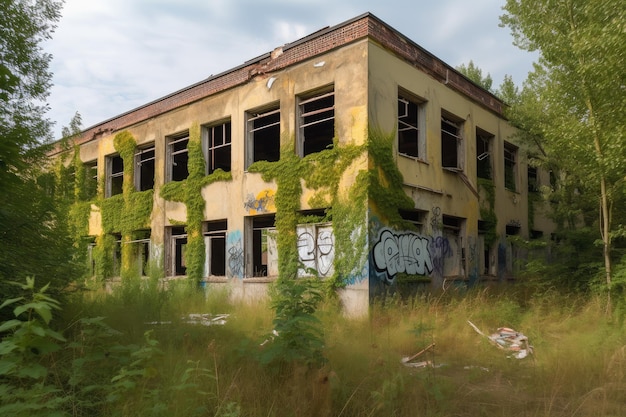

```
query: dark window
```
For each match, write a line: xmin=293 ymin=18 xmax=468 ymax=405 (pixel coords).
xmin=299 ymin=89 xmax=334 ymax=156
xmin=204 ymin=220 xmax=227 ymax=277
xmin=476 ymin=129 xmax=493 ymax=179
xmin=83 ymin=160 xmax=98 ymax=199
xmin=399 ymin=208 xmax=427 ymax=232
xmin=504 ymin=142 xmax=517 ymax=191
xmin=528 ymin=166 xmax=538 ymax=192
xmin=398 ymin=94 xmax=422 ymax=158
xmin=106 ymin=155 xmax=123 ymax=197
xmin=204 ymin=121 xmax=231 ymax=174
xmin=167 ymin=226 xmax=187 ymax=276
xmin=168 ymin=134 xmax=189 ymax=182
xmin=246 ymin=106 xmax=280 ymax=168
xmin=135 ymin=145 xmax=155 ymax=191
xmin=441 ymin=116 xmax=462 ymax=169
xmin=249 ymin=215 xmax=276 ymax=277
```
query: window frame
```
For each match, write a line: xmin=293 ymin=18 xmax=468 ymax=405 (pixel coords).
xmin=476 ymin=128 xmax=493 ymax=180
xmin=441 ymin=113 xmax=464 ymax=171
xmin=297 ymin=87 xmax=335 ymax=157
xmin=245 ymin=215 xmax=277 ymax=278
xmin=504 ymin=141 xmax=518 ymax=191
xmin=166 ymin=132 xmax=189 ymax=182
xmin=397 ymin=90 xmax=426 ymax=160
xmin=245 ymin=104 xmax=281 ymax=169
xmin=105 ymin=154 xmax=124 ymax=197
xmin=134 ymin=144 xmax=155 ymax=191
xmin=203 ymin=120 xmax=232 ymax=175
xmin=203 ymin=220 xmax=227 ymax=278
xmin=166 ymin=226 xmax=187 ymax=277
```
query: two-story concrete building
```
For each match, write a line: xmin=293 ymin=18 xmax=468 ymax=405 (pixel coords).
xmin=53 ymin=13 xmax=554 ymax=316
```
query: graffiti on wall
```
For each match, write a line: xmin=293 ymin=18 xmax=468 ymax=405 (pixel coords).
xmin=244 ymin=189 xmax=276 ymax=214
xmin=372 ymin=229 xmax=433 ymax=283
xmin=227 ymin=230 xmax=243 ymax=278
xmin=297 ymin=224 xmax=335 ymax=278
xmin=429 ymin=235 xmax=454 ymax=277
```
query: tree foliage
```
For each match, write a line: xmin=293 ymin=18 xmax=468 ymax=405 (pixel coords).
xmin=501 ymin=0 xmax=626 ymax=299
xmin=0 ymin=0 xmax=75 ymax=310
xmin=456 ymin=60 xmax=494 ymax=92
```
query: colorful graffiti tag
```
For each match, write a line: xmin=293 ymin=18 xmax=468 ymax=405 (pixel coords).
xmin=243 ymin=189 xmax=276 ymax=214
xmin=372 ymin=229 xmax=433 ymax=283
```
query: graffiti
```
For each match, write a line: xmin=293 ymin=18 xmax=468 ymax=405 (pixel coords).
xmin=372 ymin=229 xmax=433 ymax=283
xmin=429 ymin=235 xmax=453 ymax=277
xmin=467 ymin=237 xmax=479 ymax=285
xmin=227 ymin=231 xmax=243 ymax=278
xmin=297 ymin=224 xmax=334 ymax=277
xmin=243 ymin=189 xmax=276 ymax=214
xmin=430 ymin=206 xmax=442 ymax=232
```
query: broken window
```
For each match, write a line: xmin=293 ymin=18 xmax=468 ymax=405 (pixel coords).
xmin=442 ymin=215 xmax=464 ymax=277
xmin=203 ymin=220 xmax=227 ymax=277
xmin=476 ymin=128 xmax=493 ymax=180
xmin=478 ymin=220 xmax=494 ymax=276
xmin=297 ymin=222 xmax=335 ymax=278
xmin=399 ymin=208 xmax=427 ymax=233
xmin=528 ymin=165 xmax=538 ymax=192
xmin=82 ymin=160 xmax=98 ymax=200
xmin=441 ymin=114 xmax=463 ymax=170
xmin=105 ymin=154 xmax=123 ymax=197
xmin=135 ymin=144 xmax=155 ymax=191
xmin=246 ymin=105 xmax=280 ymax=169
xmin=504 ymin=142 xmax=517 ymax=191
xmin=298 ymin=88 xmax=334 ymax=156
xmin=125 ymin=230 xmax=151 ymax=276
xmin=245 ymin=215 xmax=277 ymax=277
xmin=167 ymin=133 xmax=189 ymax=182
xmin=166 ymin=226 xmax=187 ymax=276
xmin=203 ymin=120 xmax=231 ymax=174
xmin=397 ymin=92 xmax=425 ymax=159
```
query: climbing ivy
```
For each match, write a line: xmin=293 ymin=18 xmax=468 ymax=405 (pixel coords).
xmin=159 ymin=122 xmax=232 ymax=283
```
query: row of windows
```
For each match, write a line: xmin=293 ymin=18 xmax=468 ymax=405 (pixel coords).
xmin=91 ymin=88 xmax=335 ymax=198
xmin=397 ymin=91 xmax=520 ymax=192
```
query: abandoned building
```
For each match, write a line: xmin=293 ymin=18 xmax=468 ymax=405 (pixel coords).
xmin=52 ymin=12 xmax=555 ymax=316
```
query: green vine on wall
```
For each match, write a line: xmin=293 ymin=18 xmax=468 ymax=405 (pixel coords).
xmin=478 ymin=177 xmax=498 ymax=244
xmin=159 ymin=122 xmax=232 ymax=283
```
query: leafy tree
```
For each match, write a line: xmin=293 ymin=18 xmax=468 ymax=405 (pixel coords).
xmin=500 ymin=0 xmax=626 ymax=306
xmin=456 ymin=60 xmax=494 ymax=92
xmin=0 ymin=0 xmax=76 ymax=310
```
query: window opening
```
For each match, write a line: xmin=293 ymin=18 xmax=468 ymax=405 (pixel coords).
xmin=135 ymin=145 xmax=155 ymax=191
xmin=111 ymin=233 xmax=122 ymax=277
xmin=124 ymin=230 xmax=151 ymax=276
xmin=478 ymin=220 xmax=492 ymax=275
xmin=204 ymin=121 xmax=231 ymax=174
xmin=167 ymin=226 xmax=187 ymax=276
xmin=106 ymin=155 xmax=123 ymax=197
xmin=399 ymin=208 xmax=427 ymax=233
xmin=504 ymin=142 xmax=517 ymax=191
xmin=476 ymin=129 xmax=493 ymax=179
xmin=441 ymin=116 xmax=462 ymax=170
xmin=397 ymin=94 xmax=423 ymax=158
xmin=528 ymin=166 xmax=538 ymax=192
xmin=505 ymin=224 xmax=520 ymax=236
xmin=442 ymin=215 xmax=464 ymax=277
xmin=297 ymin=222 xmax=334 ymax=278
xmin=299 ymin=89 xmax=334 ymax=156
xmin=204 ymin=220 xmax=227 ymax=277
xmin=246 ymin=106 xmax=280 ymax=169
xmin=248 ymin=215 xmax=276 ymax=277
xmin=84 ymin=160 xmax=98 ymax=199
xmin=168 ymin=134 xmax=189 ymax=182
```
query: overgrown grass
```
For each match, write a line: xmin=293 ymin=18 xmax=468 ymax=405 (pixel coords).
xmin=1 ymin=280 xmax=625 ymax=416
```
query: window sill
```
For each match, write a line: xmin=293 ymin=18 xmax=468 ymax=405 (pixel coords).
xmin=398 ymin=152 xmax=428 ymax=165
xmin=243 ymin=276 xmax=277 ymax=283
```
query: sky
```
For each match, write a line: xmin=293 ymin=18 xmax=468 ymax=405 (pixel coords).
xmin=44 ymin=0 xmax=538 ymax=139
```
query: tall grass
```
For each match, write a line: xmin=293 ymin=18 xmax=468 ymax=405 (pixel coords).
xmin=2 ymin=280 xmax=625 ymax=416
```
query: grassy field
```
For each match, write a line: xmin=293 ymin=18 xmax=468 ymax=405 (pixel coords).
xmin=3 ymin=280 xmax=625 ymax=416
xmin=51 ymin=287 xmax=626 ymax=417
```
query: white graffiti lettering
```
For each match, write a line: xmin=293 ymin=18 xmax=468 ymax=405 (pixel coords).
xmin=373 ymin=229 xmax=433 ymax=281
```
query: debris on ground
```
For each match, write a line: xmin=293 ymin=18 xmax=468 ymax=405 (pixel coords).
xmin=468 ymin=320 xmax=533 ymax=359
xmin=401 ymin=342 xmax=436 ymax=367
xmin=146 ymin=313 xmax=230 ymax=326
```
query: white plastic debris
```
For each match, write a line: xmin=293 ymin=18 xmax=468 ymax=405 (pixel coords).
xmin=468 ymin=320 xmax=533 ymax=359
